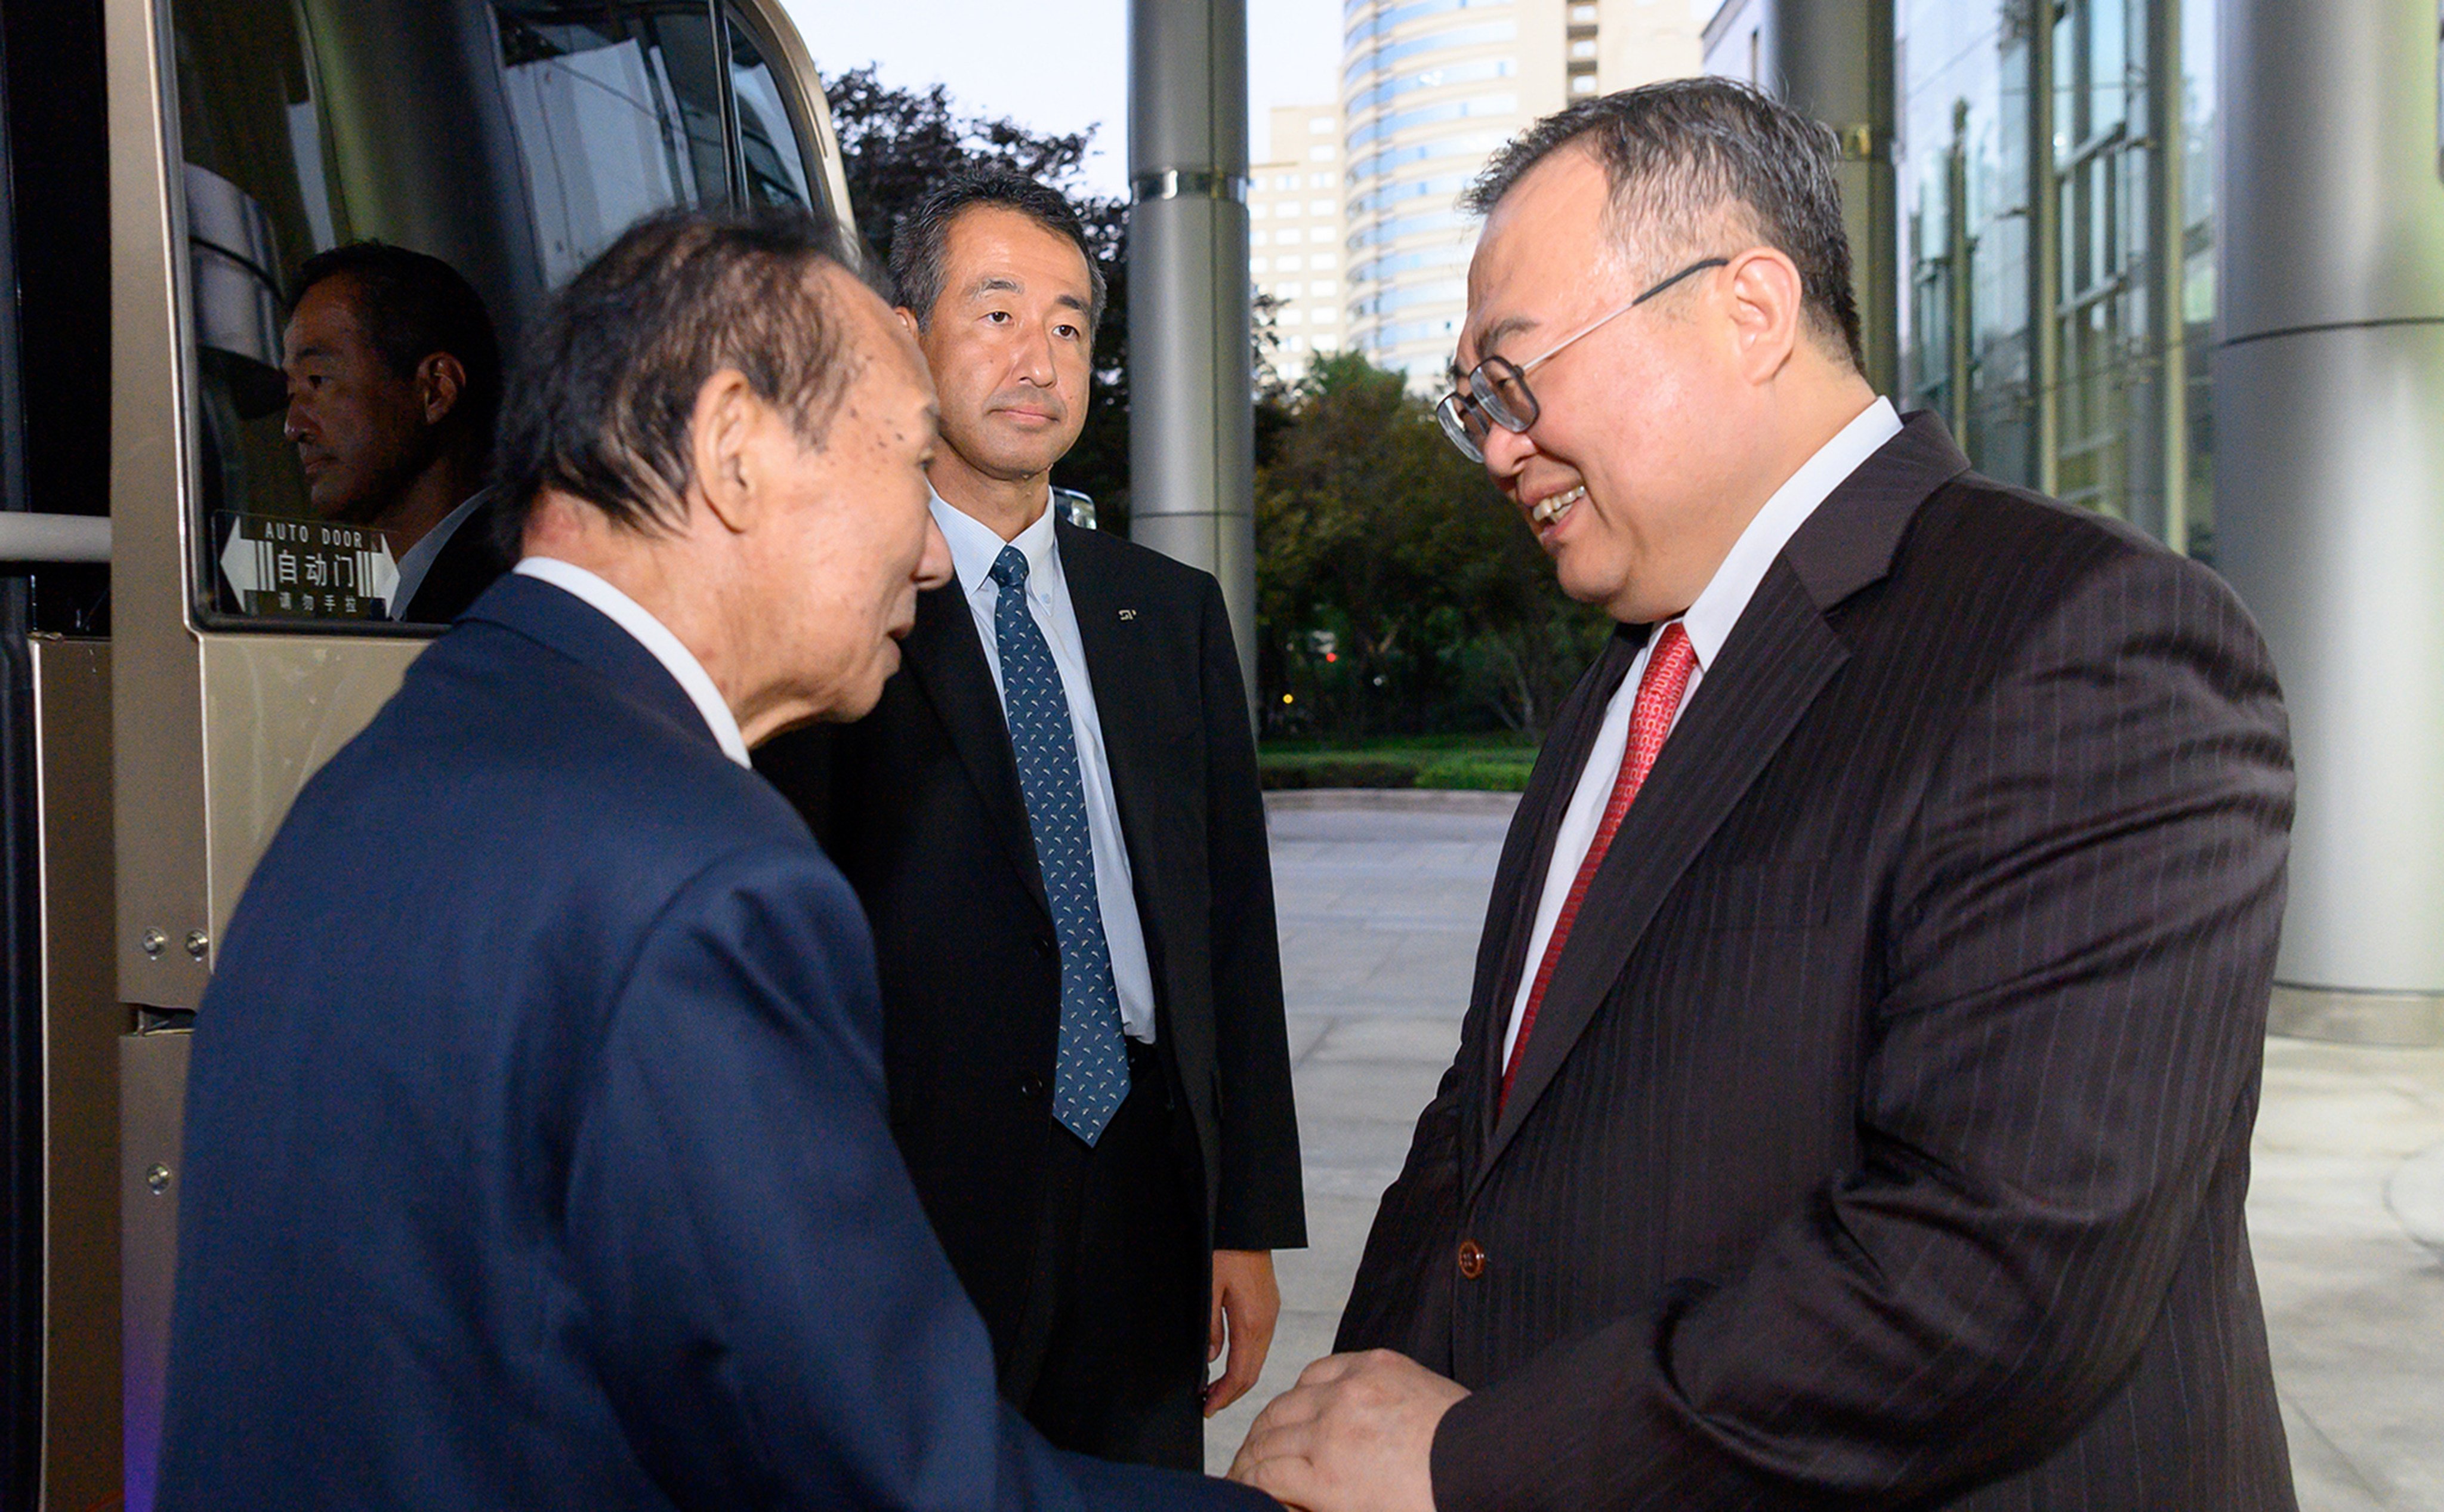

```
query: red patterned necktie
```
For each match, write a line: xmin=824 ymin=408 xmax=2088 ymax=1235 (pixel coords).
xmin=1501 ymin=621 xmax=1698 ymax=1109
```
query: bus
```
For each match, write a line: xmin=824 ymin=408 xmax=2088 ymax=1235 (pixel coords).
xmin=0 ymin=2 xmax=857 ymax=1503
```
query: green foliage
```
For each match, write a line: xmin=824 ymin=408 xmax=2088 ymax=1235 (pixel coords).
xmin=1255 ymin=733 xmax=1540 ymax=792
xmin=817 ymin=79 xmax=1604 ymax=746
xmin=1258 ymin=754 xmax=1424 ymax=791
xmin=1255 ymin=352 xmax=1608 ymax=740
xmin=822 ymin=67 xmax=1133 ymax=530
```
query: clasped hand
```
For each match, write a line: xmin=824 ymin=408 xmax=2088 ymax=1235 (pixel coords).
xmin=1227 ymin=1349 xmax=1468 ymax=1512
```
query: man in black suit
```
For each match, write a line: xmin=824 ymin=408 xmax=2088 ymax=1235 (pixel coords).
xmin=162 ymin=207 xmax=1276 ymax=1510
xmin=1231 ymin=81 xmax=2297 ymax=1510
xmin=281 ymin=241 xmax=511 ymax=622
xmin=758 ymin=172 xmax=1305 ymax=1470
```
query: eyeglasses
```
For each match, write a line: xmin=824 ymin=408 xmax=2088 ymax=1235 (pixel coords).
xmin=1433 ymin=257 xmax=1729 ymax=463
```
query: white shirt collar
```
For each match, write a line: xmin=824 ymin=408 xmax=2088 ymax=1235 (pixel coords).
xmin=510 ymin=556 xmax=752 ymax=769
xmin=930 ymin=488 xmax=1059 ymax=601
xmin=387 ymin=487 xmax=492 ymax=621
xmin=1674 ymin=397 xmax=1903 ymax=668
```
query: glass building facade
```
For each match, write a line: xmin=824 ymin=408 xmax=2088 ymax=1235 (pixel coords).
xmin=1341 ymin=0 xmax=1704 ymax=384
xmin=1894 ymin=0 xmax=2218 ymax=556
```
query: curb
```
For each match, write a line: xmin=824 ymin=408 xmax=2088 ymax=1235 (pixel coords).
xmin=1263 ymin=788 xmax=1522 ymax=816
xmin=2268 ymin=985 xmax=2444 ymax=1048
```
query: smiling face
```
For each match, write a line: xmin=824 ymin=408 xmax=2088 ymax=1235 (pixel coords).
xmin=909 ymin=205 xmax=1095 ymax=491
xmin=1459 ymin=146 xmax=1751 ymax=625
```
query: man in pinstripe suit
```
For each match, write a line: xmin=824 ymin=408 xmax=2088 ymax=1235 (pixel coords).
xmin=1231 ymin=80 xmax=2297 ymax=1511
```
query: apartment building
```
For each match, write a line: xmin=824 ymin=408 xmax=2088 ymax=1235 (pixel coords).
xmin=1248 ymin=103 xmax=1349 ymax=383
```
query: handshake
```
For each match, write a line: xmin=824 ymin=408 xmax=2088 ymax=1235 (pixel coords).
xmin=1221 ymin=1350 xmax=1469 ymax=1512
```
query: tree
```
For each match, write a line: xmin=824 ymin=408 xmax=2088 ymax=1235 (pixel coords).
xmin=1255 ymin=353 xmax=1607 ymax=740
xmin=819 ymin=77 xmax=1597 ymax=742
xmin=822 ymin=67 xmax=1134 ymax=528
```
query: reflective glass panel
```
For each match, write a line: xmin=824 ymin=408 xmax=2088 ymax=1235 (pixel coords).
xmin=726 ymin=14 xmax=817 ymax=210
xmin=169 ymin=0 xmax=757 ymax=630
xmin=496 ymin=4 xmax=731 ymax=289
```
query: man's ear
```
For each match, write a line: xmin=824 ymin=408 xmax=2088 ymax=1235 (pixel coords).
xmin=1721 ymin=247 xmax=1806 ymax=385
xmin=416 ymin=352 xmax=467 ymax=426
xmin=690 ymin=369 xmax=761 ymax=533
xmin=894 ymin=306 xmax=921 ymax=338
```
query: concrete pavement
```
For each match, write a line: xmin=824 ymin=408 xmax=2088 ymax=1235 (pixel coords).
xmin=1204 ymin=791 xmax=2444 ymax=1509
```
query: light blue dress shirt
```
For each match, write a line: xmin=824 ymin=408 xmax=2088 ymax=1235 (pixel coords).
xmin=931 ymin=492 xmax=1159 ymax=1043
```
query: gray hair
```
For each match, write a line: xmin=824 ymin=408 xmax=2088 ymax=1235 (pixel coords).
xmin=493 ymin=208 xmax=874 ymax=542
xmin=1464 ymin=78 xmax=1862 ymax=371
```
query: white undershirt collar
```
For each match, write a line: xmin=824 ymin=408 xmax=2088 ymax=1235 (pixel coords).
xmin=511 ymin=556 xmax=752 ymax=769
xmin=1672 ymin=396 xmax=1902 ymax=675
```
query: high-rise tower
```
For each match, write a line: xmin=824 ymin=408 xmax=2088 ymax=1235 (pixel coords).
xmin=1339 ymin=0 xmax=1702 ymax=385
xmin=1249 ymin=103 xmax=1349 ymax=383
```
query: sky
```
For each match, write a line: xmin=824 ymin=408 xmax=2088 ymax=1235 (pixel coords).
xmin=776 ymin=0 xmax=1354 ymax=199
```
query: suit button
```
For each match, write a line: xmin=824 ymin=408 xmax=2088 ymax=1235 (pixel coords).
xmin=1456 ymin=1239 xmax=1486 ymax=1280
xmin=1019 ymin=1075 xmax=1047 ymax=1099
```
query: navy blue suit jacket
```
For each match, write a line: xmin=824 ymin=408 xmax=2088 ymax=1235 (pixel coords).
xmin=158 ymin=575 xmax=1272 ymax=1510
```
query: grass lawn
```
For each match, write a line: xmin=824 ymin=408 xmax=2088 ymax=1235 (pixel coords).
xmin=1258 ymin=732 xmax=1539 ymax=792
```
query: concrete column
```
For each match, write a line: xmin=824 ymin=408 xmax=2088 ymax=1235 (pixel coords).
xmin=1768 ymin=0 xmax=1897 ymax=396
xmin=2215 ymin=0 xmax=2444 ymax=1041
xmin=1127 ymin=0 xmax=1257 ymax=721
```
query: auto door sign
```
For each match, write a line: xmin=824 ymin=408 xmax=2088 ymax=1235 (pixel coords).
xmin=214 ymin=512 xmax=400 ymax=620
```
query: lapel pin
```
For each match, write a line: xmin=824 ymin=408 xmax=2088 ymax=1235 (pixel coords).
xmin=1118 ymin=609 xmax=1138 ymax=621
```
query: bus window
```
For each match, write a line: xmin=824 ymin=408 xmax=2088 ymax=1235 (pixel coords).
xmin=169 ymin=0 xmax=739 ymax=631
xmin=496 ymin=4 xmax=732 ymax=287
xmin=724 ymin=13 xmax=815 ymax=211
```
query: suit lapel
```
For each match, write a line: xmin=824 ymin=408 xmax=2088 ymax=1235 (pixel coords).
xmin=1471 ymin=411 xmax=1973 ymax=1186
xmin=1057 ymin=526 xmax=1161 ymax=914
xmin=1465 ymin=629 xmax=1644 ymax=1154
xmin=901 ymin=582 xmax=1052 ymax=922
xmin=1477 ymin=564 xmax=1847 ymax=1181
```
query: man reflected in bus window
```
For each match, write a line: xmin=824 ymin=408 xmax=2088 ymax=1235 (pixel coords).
xmin=282 ymin=242 xmax=511 ymax=622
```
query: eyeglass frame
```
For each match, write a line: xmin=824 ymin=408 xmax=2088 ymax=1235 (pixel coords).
xmin=1433 ymin=256 xmax=1730 ymax=464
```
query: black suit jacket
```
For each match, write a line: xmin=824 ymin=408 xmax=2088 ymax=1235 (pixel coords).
xmin=399 ymin=489 xmax=515 ymax=624
xmin=1338 ymin=415 xmax=2298 ymax=1510
xmin=759 ymin=520 xmax=1306 ymax=1387
xmin=160 ymin=575 xmax=1272 ymax=1510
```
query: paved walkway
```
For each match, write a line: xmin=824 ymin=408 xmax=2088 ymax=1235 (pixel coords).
xmin=1205 ymin=793 xmax=2444 ymax=1509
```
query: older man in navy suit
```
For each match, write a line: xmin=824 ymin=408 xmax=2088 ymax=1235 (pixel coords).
xmin=157 ymin=209 xmax=1277 ymax=1511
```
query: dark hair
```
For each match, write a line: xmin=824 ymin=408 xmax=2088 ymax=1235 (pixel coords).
xmin=492 ymin=208 xmax=872 ymax=542
xmin=888 ymin=169 xmax=1106 ymax=333
xmin=1465 ymin=78 xmax=1862 ymax=371
xmin=297 ymin=242 xmax=503 ymax=443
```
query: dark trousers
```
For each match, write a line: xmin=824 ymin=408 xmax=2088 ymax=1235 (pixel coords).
xmin=1013 ymin=1038 xmax=1207 ymax=1470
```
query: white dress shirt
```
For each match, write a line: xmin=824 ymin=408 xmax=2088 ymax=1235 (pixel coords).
xmin=1501 ymin=397 xmax=1903 ymax=1068
xmin=932 ymin=492 xmax=1159 ymax=1044
xmin=388 ymin=487 xmax=492 ymax=621
xmin=512 ymin=556 xmax=752 ymax=769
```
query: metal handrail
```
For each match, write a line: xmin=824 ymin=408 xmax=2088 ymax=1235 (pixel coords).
xmin=0 ymin=513 xmax=111 ymax=563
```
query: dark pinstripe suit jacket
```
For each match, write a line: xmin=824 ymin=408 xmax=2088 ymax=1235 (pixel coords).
xmin=1337 ymin=414 xmax=2298 ymax=1510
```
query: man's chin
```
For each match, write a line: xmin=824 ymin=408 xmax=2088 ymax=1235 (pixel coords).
xmin=976 ymin=433 xmax=1078 ymax=479
xmin=307 ymin=482 xmax=382 ymax=527
xmin=814 ymin=643 xmax=900 ymax=724
xmin=1551 ymin=557 xmax=1622 ymax=612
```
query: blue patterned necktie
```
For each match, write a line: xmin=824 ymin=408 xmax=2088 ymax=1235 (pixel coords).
xmin=989 ymin=545 xmax=1131 ymax=1145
